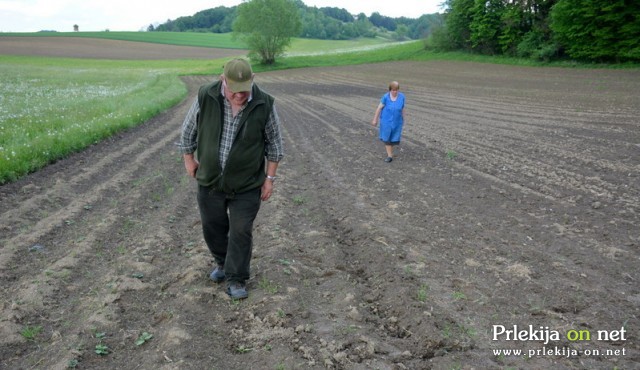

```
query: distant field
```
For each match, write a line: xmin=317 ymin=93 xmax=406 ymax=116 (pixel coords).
xmin=287 ymin=37 xmax=394 ymax=55
xmin=0 ymin=37 xmax=245 ymax=60
xmin=1 ymin=31 xmax=245 ymax=49
xmin=0 ymin=31 xmax=395 ymax=54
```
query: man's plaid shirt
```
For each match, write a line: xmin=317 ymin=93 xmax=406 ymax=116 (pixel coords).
xmin=178 ymin=85 xmax=284 ymax=169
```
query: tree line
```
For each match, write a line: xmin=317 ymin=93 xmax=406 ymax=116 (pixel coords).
xmin=431 ymin=0 xmax=640 ymax=62
xmin=150 ymin=0 xmax=441 ymax=41
xmin=151 ymin=0 xmax=639 ymax=64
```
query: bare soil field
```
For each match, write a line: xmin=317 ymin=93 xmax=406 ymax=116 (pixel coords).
xmin=1 ymin=40 xmax=639 ymax=369
xmin=0 ymin=37 xmax=245 ymax=59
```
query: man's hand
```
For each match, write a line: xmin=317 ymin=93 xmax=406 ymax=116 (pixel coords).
xmin=183 ymin=154 xmax=199 ymax=178
xmin=261 ymin=178 xmax=274 ymax=201
xmin=262 ymin=161 xmax=279 ymax=201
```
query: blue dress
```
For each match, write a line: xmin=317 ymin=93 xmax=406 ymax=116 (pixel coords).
xmin=379 ymin=92 xmax=405 ymax=145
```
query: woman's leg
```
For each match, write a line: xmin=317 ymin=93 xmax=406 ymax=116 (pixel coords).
xmin=385 ymin=144 xmax=393 ymax=158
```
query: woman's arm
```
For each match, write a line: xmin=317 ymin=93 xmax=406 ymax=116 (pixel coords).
xmin=372 ymin=103 xmax=384 ymax=126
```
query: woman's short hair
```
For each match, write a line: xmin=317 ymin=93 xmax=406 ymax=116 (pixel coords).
xmin=388 ymin=81 xmax=400 ymax=91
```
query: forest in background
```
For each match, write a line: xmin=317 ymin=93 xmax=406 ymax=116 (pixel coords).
xmin=429 ymin=0 xmax=639 ymax=62
xmin=151 ymin=0 xmax=639 ymax=63
xmin=150 ymin=0 xmax=441 ymax=41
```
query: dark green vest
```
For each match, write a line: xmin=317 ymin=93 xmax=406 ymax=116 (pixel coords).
xmin=195 ymin=80 xmax=274 ymax=194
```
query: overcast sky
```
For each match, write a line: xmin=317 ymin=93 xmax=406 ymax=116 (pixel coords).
xmin=0 ymin=0 xmax=445 ymax=33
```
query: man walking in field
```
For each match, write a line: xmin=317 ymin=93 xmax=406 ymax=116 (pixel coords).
xmin=178 ymin=58 xmax=284 ymax=299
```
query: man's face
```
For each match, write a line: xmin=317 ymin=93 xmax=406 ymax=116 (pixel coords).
xmin=223 ymin=78 xmax=251 ymax=106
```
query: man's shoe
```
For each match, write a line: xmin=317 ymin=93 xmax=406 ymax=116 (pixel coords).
xmin=226 ymin=282 xmax=248 ymax=300
xmin=209 ymin=265 xmax=225 ymax=283
xmin=384 ymin=157 xmax=393 ymax=163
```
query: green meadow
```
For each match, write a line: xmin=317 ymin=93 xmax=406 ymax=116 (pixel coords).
xmin=0 ymin=59 xmax=185 ymax=183
xmin=0 ymin=32 xmax=636 ymax=184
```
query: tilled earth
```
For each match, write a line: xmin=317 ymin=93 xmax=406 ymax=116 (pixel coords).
xmin=0 ymin=37 xmax=245 ymax=60
xmin=1 ymin=41 xmax=639 ymax=370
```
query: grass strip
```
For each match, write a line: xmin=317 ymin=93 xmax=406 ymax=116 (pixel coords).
xmin=0 ymin=60 xmax=185 ymax=183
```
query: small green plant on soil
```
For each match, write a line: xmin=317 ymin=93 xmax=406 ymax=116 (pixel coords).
xmin=135 ymin=332 xmax=153 ymax=346
xmin=442 ymin=323 xmax=452 ymax=338
xmin=259 ymin=278 xmax=279 ymax=294
xmin=459 ymin=322 xmax=477 ymax=338
xmin=67 ymin=359 xmax=79 ymax=368
xmin=94 ymin=331 xmax=106 ymax=339
xmin=121 ymin=217 xmax=136 ymax=233
xmin=58 ymin=269 xmax=72 ymax=280
xmin=236 ymin=345 xmax=253 ymax=353
xmin=336 ymin=324 xmax=359 ymax=335
xmin=279 ymin=259 xmax=293 ymax=275
xmin=417 ymin=284 xmax=429 ymax=302
xmin=292 ymin=195 xmax=305 ymax=205
xmin=95 ymin=343 xmax=109 ymax=355
xmin=442 ymin=320 xmax=477 ymax=344
xmin=93 ymin=331 xmax=109 ymax=355
xmin=404 ymin=265 xmax=414 ymax=275
xmin=446 ymin=150 xmax=457 ymax=160
xmin=20 ymin=325 xmax=42 ymax=341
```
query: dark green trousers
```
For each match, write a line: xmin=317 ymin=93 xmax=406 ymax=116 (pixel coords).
xmin=197 ymin=186 xmax=261 ymax=284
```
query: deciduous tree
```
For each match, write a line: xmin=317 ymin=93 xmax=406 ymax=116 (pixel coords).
xmin=233 ymin=0 xmax=302 ymax=64
xmin=550 ymin=0 xmax=640 ymax=61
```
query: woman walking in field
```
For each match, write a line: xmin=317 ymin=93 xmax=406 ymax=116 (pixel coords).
xmin=371 ymin=81 xmax=405 ymax=163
